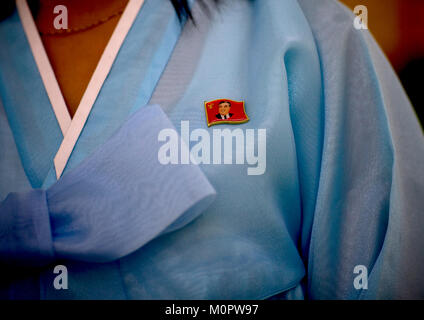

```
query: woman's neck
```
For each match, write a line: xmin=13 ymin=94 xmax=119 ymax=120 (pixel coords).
xmin=34 ymin=0 xmax=129 ymax=118
xmin=36 ymin=0 xmax=129 ymax=34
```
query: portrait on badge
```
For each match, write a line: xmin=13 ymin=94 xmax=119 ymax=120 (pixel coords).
xmin=216 ymin=100 xmax=233 ymax=119
xmin=0 ymin=0 xmax=423 ymax=301
xmin=204 ymin=99 xmax=249 ymax=127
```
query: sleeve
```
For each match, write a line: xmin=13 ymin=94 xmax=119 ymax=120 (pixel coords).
xmin=0 ymin=105 xmax=216 ymax=267
xmin=298 ymin=0 xmax=424 ymax=299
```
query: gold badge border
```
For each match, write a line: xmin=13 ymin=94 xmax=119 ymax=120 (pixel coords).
xmin=204 ymin=99 xmax=250 ymax=127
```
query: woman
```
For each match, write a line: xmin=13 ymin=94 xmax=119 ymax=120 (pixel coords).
xmin=0 ymin=0 xmax=423 ymax=299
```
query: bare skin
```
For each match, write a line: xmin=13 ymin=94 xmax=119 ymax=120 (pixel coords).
xmin=35 ymin=0 xmax=129 ymax=117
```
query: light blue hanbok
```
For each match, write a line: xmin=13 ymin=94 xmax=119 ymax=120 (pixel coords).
xmin=0 ymin=0 xmax=423 ymax=299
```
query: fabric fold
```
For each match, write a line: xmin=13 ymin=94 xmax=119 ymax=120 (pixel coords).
xmin=0 ymin=105 xmax=216 ymax=266
xmin=298 ymin=0 xmax=424 ymax=299
xmin=0 ymin=189 xmax=54 ymax=267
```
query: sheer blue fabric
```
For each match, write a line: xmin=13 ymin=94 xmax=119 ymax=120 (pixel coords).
xmin=0 ymin=0 xmax=423 ymax=299
xmin=0 ymin=105 xmax=216 ymax=265
xmin=299 ymin=0 xmax=424 ymax=299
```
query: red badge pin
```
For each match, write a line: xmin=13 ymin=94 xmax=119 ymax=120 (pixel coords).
xmin=204 ymin=99 xmax=249 ymax=127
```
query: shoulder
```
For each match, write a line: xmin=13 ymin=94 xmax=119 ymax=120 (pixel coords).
xmin=296 ymin=0 xmax=370 ymax=49
xmin=297 ymin=0 xmax=356 ymax=22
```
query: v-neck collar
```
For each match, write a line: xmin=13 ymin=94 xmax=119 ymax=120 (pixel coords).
xmin=17 ymin=0 xmax=145 ymax=178
xmin=0 ymin=0 xmax=189 ymax=188
xmin=0 ymin=8 xmax=62 ymax=188
xmin=16 ymin=0 xmax=71 ymax=135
